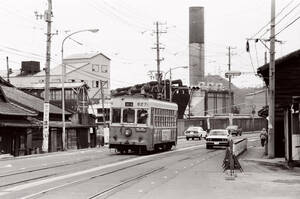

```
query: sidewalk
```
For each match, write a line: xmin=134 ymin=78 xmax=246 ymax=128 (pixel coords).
xmin=139 ymin=143 xmax=300 ymax=199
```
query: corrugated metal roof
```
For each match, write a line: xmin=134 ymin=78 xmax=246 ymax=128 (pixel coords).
xmin=18 ymin=82 xmax=87 ymax=89
xmin=0 ymin=119 xmax=40 ymax=127
xmin=1 ymin=86 xmax=71 ymax=115
xmin=0 ymin=69 xmax=21 ymax=78
xmin=0 ymin=102 xmax=36 ymax=116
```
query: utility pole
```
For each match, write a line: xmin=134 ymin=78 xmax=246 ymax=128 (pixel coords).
xmin=100 ymin=80 xmax=107 ymax=128
xmin=42 ymin=0 xmax=53 ymax=153
xmin=268 ymin=0 xmax=276 ymax=158
xmin=227 ymin=46 xmax=235 ymax=113
xmin=153 ymin=21 xmax=166 ymax=84
xmin=6 ymin=57 xmax=10 ymax=83
xmin=169 ymin=68 xmax=172 ymax=102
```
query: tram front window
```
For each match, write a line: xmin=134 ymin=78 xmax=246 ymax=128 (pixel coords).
xmin=137 ymin=109 xmax=148 ymax=124
xmin=112 ymin=108 xmax=121 ymax=123
xmin=123 ymin=108 xmax=135 ymax=123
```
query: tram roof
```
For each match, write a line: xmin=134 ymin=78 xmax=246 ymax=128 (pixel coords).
xmin=111 ymin=95 xmax=178 ymax=110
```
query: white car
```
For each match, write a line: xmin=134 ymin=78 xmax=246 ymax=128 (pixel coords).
xmin=206 ymin=129 xmax=231 ymax=149
xmin=184 ymin=126 xmax=207 ymax=140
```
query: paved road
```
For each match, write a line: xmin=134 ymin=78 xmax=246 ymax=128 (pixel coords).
xmin=0 ymin=133 xmax=261 ymax=199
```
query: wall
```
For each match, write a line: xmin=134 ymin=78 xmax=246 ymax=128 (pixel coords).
xmin=65 ymin=54 xmax=110 ymax=98
xmin=177 ymin=117 xmax=267 ymax=136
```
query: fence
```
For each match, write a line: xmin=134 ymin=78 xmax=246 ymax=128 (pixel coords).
xmin=177 ymin=117 xmax=267 ymax=136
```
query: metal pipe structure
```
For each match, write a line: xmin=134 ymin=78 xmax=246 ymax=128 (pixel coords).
xmin=164 ymin=66 xmax=188 ymax=102
xmin=61 ymin=29 xmax=99 ymax=150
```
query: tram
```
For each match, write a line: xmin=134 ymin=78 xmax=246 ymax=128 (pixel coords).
xmin=109 ymin=95 xmax=178 ymax=154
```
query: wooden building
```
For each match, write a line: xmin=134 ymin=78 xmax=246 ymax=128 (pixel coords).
xmin=0 ymin=76 xmax=97 ymax=156
xmin=257 ymin=49 xmax=300 ymax=158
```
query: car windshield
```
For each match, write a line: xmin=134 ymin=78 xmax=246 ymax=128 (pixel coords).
xmin=187 ymin=127 xmax=203 ymax=131
xmin=209 ymin=130 xmax=228 ymax=136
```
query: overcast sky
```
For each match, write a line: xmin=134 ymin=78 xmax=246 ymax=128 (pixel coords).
xmin=0 ymin=0 xmax=299 ymax=89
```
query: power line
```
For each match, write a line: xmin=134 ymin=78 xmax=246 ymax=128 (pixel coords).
xmin=259 ymin=1 xmax=300 ymax=38
xmin=274 ymin=15 xmax=300 ymax=37
xmin=250 ymin=0 xmax=295 ymax=39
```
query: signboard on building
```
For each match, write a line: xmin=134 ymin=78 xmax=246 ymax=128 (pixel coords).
xmin=42 ymin=102 xmax=50 ymax=152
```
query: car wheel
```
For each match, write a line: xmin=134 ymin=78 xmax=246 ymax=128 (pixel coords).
xmin=199 ymin=135 xmax=202 ymax=140
xmin=192 ymin=138 xmax=194 ymax=140
xmin=206 ymin=145 xmax=211 ymax=149
xmin=186 ymin=137 xmax=189 ymax=141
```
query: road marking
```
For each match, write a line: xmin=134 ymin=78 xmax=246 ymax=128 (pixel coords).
xmin=151 ymin=181 xmax=155 ymax=185
xmin=0 ymin=164 xmax=12 ymax=168
xmin=138 ymin=189 xmax=143 ymax=193
xmin=0 ymin=144 xmax=204 ymax=196
xmin=163 ymin=176 xmax=168 ymax=179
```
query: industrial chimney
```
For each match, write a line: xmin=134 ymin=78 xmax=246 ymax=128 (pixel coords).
xmin=189 ymin=7 xmax=204 ymax=86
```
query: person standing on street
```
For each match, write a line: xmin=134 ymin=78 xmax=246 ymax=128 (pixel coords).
xmin=260 ymin=128 xmax=268 ymax=147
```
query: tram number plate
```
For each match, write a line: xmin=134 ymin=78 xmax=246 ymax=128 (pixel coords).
xmin=214 ymin=142 xmax=219 ymax=145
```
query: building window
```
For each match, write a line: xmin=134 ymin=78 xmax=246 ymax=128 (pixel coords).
xmin=92 ymin=64 xmax=99 ymax=72
xmin=92 ymin=80 xmax=99 ymax=88
xmin=101 ymin=65 xmax=108 ymax=73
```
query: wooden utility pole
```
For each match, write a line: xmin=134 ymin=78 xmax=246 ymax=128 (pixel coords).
xmin=268 ymin=0 xmax=276 ymax=158
xmin=227 ymin=46 xmax=233 ymax=113
xmin=42 ymin=0 xmax=53 ymax=153
xmin=153 ymin=22 xmax=166 ymax=84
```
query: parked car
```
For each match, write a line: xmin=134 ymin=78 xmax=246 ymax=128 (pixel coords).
xmin=184 ymin=126 xmax=207 ymax=140
xmin=226 ymin=125 xmax=242 ymax=136
xmin=206 ymin=129 xmax=231 ymax=149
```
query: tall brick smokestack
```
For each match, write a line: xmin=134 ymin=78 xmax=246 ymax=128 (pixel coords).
xmin=189 ymin=7 xmax=204 ymax=86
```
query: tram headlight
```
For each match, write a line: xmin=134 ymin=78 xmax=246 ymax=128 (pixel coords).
xmin=124 ymin=128 xmax=132 ymax=137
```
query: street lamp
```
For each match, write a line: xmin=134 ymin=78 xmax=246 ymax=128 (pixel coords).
xmin=164 ymin=66 xmax=188 ymax=102
xmin=61 ymin=29 xmax=99 ymax=150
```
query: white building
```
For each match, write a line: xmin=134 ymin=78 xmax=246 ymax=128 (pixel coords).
xmin=88 ymin=99 xmax=111 ymax=126
xmin=8 ymin=52 xmax=111 ymax=101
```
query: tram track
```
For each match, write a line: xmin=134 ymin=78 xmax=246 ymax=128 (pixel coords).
xmin=17 ymin=146 xmax=223 ymax=199
xmin=87 ymin=148 xmax=223 ymax=199
xmin=0 ymin=155 xmax=134 ymax=188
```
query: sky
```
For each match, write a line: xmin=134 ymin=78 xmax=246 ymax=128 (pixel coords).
xmin=0 ymin=0 xmax=299 ymax=89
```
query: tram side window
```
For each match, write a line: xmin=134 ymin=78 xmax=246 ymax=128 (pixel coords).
xmin=123 ymin=108 xmax=135 ymax=123
xmin=112 ymin=109 xmax=121 ymax=123
xmin=137 ymin=109 xmax=148 ymax=124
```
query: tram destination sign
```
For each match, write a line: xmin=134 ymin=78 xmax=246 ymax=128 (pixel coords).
xmin=125 ymin=102 xmax=133 ymax=107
